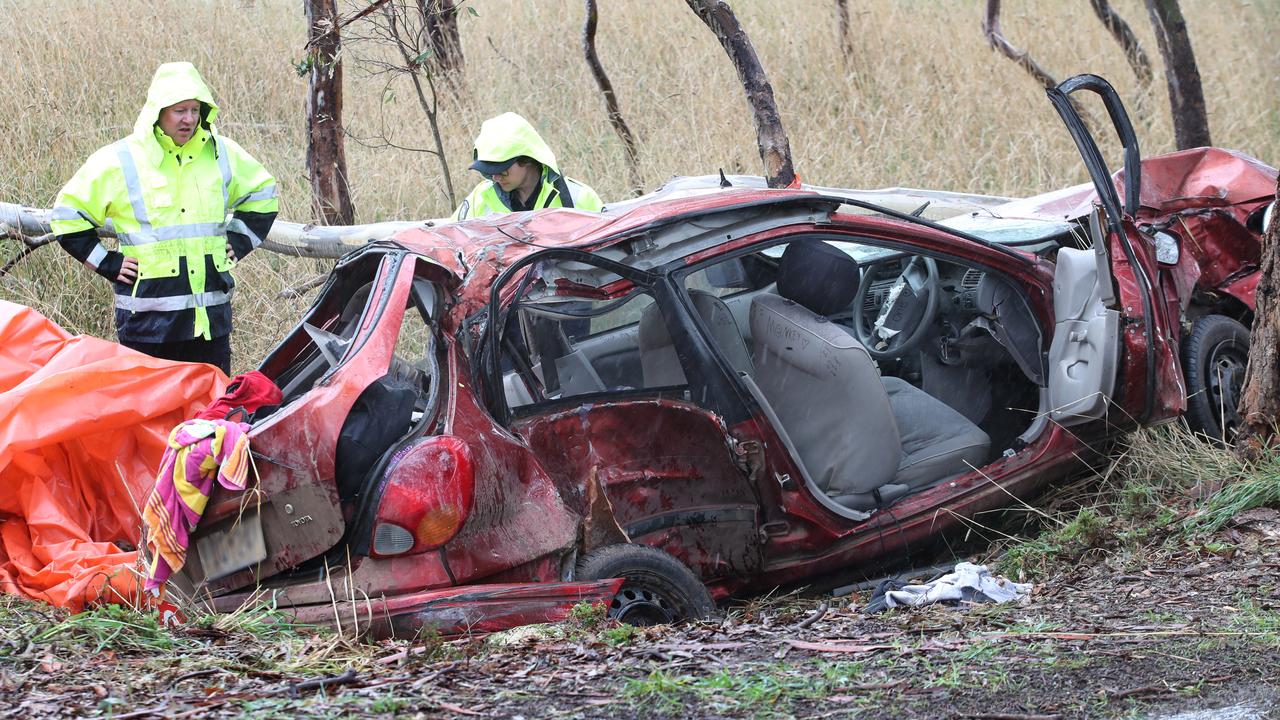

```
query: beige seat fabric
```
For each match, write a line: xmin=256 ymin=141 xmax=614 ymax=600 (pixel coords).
xmin=882 ymin=377 xmax=991 ymax=488
xmin=639 ymin=290 xmax=754 ymax=387
xmin=748 ymin=241 xmax=991 ymax=512
xmin=750 ymin=293 xmax=903 ymax=502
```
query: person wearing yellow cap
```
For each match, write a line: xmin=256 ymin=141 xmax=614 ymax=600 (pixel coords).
xmin=452 ymin=112 xmax=603 ymax=220
xmin=49 ymin=62 xmax=278 ymax=375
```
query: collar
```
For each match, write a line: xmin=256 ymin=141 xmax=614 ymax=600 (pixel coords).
xmin=139 ymin=124 xmax=214 ymax=167
xmin=495 ymin=167 xmax=559 ymax=211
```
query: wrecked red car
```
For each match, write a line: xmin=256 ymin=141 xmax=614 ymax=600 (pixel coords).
xmin=178 ymin=75 xmax=1276 ymax=636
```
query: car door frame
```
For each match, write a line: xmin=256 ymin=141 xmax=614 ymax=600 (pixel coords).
xmin=477 ymin=247 xmax=769 ymax=584
xmin=478 ymin=247 xmax=754 ymax=426
xmin=1047 ymin=73 xmax=1182 ymax=423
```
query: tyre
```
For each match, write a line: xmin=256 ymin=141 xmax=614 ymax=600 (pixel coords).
xmin=1182 ymin=315 xmax=1250 ymax=443
xmin=576 ymin=544 xmax=715 ymax=626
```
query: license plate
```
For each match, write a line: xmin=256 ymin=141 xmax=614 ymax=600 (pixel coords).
xmin=197 ymin=509 xmax=267 ymax=581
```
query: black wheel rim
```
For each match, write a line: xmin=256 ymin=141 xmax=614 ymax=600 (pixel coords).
xmin=610 ymin=585 xmax=677 ymax=626
xmin=1206 ymin=338 xmax=1247 ymax=439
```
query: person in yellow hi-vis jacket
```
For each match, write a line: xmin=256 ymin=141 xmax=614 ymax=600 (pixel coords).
xmin=451 ymin=112 xmax=603 ymax=221
xmin=50 ymin=62 xmax=278 ymax=375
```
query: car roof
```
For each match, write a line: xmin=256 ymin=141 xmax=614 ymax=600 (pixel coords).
xmin=388 ymin=186 xmax=831 ymax=306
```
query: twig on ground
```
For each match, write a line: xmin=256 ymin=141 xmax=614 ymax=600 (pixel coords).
xmin=110 ymin=705 xmax=171 ymax=720
xmin=964 ymin=714 xmax=1062 ymax=720
xmin=285 ymin=667 xmax=359 ymax=697
xmin=172 ymin=667 xmax=228 ymax=684
xmin=794 ymin=601 xmax=829 ymax=629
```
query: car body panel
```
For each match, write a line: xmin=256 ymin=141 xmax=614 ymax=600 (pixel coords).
xmin=216 ymin=580 xmax=623 ymax=639
xmin=176 ymin=76 xmax=1274 ymax=637
xmin=512 ymin=399 xmax=764 ymax=587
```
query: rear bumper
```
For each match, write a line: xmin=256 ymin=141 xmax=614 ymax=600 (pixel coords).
xmin=222 ymin=580 xmax=624 ymax=639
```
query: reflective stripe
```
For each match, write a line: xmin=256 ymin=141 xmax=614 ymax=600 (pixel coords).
xmin=118 ymin=222 xmax=227 ymax=246
xmin=225 ymin=217 xmax=262 ymax=248
xmin=124 ymin=235 xmax=225 ymax=264
xmin=85 ymin=244 xmax=108 ymax=269
xmin=231 ymin=184 xmax=277 ymax=209
xmin=215 ymin=137 xmax=232 ymax=210
xmin=114 ymin=141 xmax=151 ymax=230
xmin=51 ymin=205 xmax=91 ymax=223
xmin=114 ymin=290 xmax=231 ymax=312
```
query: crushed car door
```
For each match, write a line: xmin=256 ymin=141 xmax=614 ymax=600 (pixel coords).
xmin=1047 ymin=74 xmax=1183 ymax=423
xmin=480 ymin=249 xmax=765 ymax=580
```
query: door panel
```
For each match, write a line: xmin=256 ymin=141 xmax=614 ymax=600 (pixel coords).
xmin=1047 ymin=74 xmax=1181 ymax=423
xmin=1048 ymin=244 xmax=1120 ymax=422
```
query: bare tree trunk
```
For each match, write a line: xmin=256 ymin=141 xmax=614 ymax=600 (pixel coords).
xmin=684 ymin=0 xmax=795 ymax=189
xmin=583 ymin=0 xmax=642 ymax=196
xmin=1089 ymin=0 xmax=1153 ymax=89
xmin=1144 ymin=0 xmax=1211 ymax=149
xmin=834 ymin=0 xmax=854 ymax=65
xmin=982 ymin=0 xmax=1058 ymax=90
xmin=421 ymin=0 xmax=464 ymax=76
xmin=1236 ymin=185 xmax=1280 ymax=461
xmin=306 ymin=0 xmax=356 ymax=225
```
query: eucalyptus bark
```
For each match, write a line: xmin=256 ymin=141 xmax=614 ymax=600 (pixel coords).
xmin=1236 ymin=181 xmax=1280 ymax=461
xmin=306 ymin=0 xmax=356 ymax=225
xmin=684 ymin=0 xmax=795 ymax=188
xmin=1144 ymin=0 xmax=1211 ymax=149
xmin=1089 ymin=0 xmax=1153 ymax=88
xmin=584 ymin=0 xmax=643 ymax=196
xmin=421 ymin=0 xmax=464 ymax=76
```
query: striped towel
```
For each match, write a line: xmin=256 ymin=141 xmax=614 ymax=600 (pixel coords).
xmin=142 ymin=418 xmax=252 ymax=591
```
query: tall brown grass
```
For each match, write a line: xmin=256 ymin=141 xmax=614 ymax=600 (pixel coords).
xmin=1 ymin=0 xmax=1277 ymax=368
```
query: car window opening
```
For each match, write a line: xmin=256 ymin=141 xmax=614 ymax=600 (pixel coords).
xmin=500 ymin=286 xmax=688 ymax=410
xmin=677 ymin=236 xmax=1046 ymax=516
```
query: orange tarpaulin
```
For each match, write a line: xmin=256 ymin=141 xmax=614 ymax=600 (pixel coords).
xmin=0 ymin=301 xmax=225 ymax=610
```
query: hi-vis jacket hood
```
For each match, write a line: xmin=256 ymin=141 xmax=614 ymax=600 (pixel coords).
xmin=133 ymin=62 xmax=219 ymax=161
xmin=472 ymin=112 xmax=559 ymax=175
xmin=50 ymin=60 xmax=279 ymax=344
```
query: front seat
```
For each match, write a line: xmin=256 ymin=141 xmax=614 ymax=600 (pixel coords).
xmin=639 ymin=290 xmax=754 ymax=387
xmin=749 ymin=241 xmax=990 ymax=511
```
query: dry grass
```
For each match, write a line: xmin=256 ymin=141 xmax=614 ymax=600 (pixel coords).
xmin=1 ymin=0 xmax=1277 ymax=368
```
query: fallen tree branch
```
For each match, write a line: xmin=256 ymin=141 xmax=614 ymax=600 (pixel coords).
xmin=278 ymin=273 xmax=331 ymax=299
xmin=0 ymin=202 xmax=444 ymax=262
xmin=0 ymin=223 xmax=56 ymax=277
xmin=284 ymin=668 xmax=359 ymax=697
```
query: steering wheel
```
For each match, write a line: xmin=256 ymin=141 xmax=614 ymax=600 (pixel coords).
xmin=853 ymin=255 xmax=941 ymax=360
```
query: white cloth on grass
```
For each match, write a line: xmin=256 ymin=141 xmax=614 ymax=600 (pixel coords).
xmin=879 ymin=562 xmax=1032 ymax=610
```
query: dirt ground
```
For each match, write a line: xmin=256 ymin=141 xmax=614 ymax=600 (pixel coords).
xmin=3 ymin=507 xmax=1278 ymax=719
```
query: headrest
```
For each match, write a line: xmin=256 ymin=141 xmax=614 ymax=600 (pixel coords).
xmin=777 ymin=242 xmax=859 ymax=316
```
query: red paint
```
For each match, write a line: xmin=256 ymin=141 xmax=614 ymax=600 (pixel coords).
xmin=178 ymin=145 xmax=1273 ymax=638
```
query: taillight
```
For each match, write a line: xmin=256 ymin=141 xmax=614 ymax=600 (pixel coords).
xmin=370 ymin=436 xmax=474 ymax=557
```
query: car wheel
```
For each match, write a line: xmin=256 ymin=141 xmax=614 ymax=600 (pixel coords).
xmin=1182 ymin=315 xmax=1250 ymax=443
xmin=576 ymin=544 xmax=715 ymax=626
